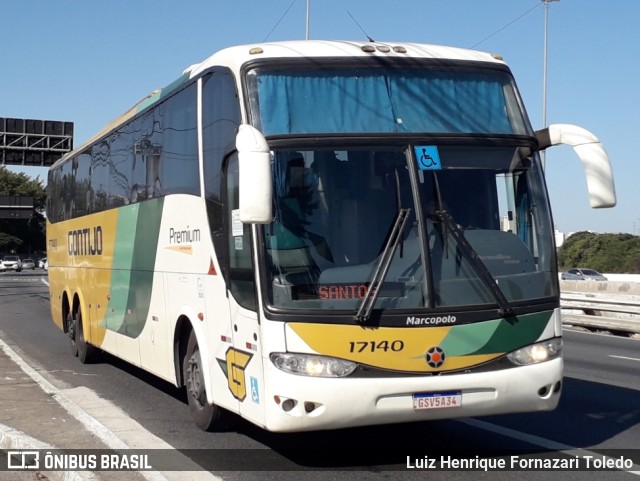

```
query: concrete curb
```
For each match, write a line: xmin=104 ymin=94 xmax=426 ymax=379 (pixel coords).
xmin=0 ymin=422 xmax=97 ymax=481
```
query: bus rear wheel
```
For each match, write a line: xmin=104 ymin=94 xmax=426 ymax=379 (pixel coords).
xmin=67 ymin=311 xmax=78 ymax=357
xmin=73 ymin=307 xmax=97 ymax=364
xmin=184 ymin=331 xmax=224 ymax=431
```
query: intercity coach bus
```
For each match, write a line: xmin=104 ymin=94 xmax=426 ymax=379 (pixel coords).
xmin=46 ymin=40 xmax=616 ymax=432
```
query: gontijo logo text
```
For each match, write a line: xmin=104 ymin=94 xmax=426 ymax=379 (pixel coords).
xmin=68 ymin=226 xmax=103 ymax=256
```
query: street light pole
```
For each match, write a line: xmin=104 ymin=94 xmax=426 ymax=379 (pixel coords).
xmin=306 ymin=0 xmax=310 ymax=40
xmin=541 ymin=0 xmax=559 ymax=169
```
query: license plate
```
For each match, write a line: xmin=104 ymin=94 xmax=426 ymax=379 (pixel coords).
xmin=413 ymin=391 xmax=462 ymax=410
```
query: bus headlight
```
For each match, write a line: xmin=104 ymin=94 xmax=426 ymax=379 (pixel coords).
xmin=507 ymin=338 xmax=562 ymax=366
xmin=270 ymin=353 xmax=357 ymax=377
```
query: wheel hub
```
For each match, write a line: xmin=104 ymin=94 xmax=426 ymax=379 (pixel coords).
xmin=187 ymin=353 xmax=206 ymax=407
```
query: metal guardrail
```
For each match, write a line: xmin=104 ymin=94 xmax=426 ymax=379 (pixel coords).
xmin=560 ymin=288 xmax=640 ymax=335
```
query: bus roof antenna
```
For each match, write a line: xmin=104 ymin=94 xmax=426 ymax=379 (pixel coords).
xmin=347 ymin=10 xmax=375 ymax=42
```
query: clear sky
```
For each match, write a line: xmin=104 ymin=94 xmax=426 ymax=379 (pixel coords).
xmin=2 ymin=0 xmax=637 ymax=234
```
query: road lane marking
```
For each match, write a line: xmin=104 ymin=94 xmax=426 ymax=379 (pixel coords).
xmin=459 ymin=418 xmax=640 ymax=476
xmin=610 ymin=355 xmax=640 ymax=362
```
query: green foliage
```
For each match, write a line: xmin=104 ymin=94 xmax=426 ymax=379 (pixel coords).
xmin=0 ymin=167 xmax=46 ymax=207
xmin=0 ymin=232 xmax=23 ymax=252
xmin=0 ymin=166 xmax=47 ymax=256
xmin=558 ymin=231 xmax=640 ymax=273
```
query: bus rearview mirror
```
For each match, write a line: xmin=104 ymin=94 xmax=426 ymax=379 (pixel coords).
xmin=535 ymin=123 xmax=616 ymax=209
xmin=236 ymin=124 xmax=273 ymax=223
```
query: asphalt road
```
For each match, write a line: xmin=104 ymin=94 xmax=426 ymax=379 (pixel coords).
xmin=1 ymin=269 xmax=639 ymax=480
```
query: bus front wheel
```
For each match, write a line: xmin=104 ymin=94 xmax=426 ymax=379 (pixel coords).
xmin=184 ymin=331 xmax=223 ymax=431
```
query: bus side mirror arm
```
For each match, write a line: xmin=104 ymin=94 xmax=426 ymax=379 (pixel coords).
xmin=535 ymin=123 xmax=616 ymax=209
xmin=235 ymin=124 xmax=273 ymax=223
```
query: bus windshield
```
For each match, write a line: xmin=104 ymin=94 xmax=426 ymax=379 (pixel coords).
xmin=260 ymin=144 xmax=556 ymax=313
xmin=246 ymin=63 xmax=530 ymax=136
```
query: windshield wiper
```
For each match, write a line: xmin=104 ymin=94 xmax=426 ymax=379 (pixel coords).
xmin=355 ymin=208 xmax=411 ymax=323
xmin=434 ymin=209 xmax=515 ymax=318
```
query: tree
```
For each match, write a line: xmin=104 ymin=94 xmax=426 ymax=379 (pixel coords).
xmin=0 ymin=166 xmax=47 ymax=256
xmin=558 ymin=231 xmax=640 ymax=273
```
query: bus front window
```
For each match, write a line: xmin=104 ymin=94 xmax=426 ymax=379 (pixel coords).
xmin=263 ymin=148 xmax=421 ymax=311
xmin=261 ymin=145 xmax=556 ymax=314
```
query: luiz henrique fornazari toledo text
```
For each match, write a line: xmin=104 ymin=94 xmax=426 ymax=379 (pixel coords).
xmin=406 ymin=454 xmax=636 ymax=471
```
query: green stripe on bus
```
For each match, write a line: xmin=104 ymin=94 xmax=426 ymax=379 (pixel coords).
xmin=104 ymin=198 xmax=164 ymax=338
xmin=439 ymin=311 xmax=552 ymax=356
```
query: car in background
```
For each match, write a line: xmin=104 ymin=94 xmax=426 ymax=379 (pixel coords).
xmin=1 ymin=255 xmax=22 ymax=272
xmin=38 ymin=258 xmax=47 ymax=269
xmin=561 ymin=268 xmax=607 ymax=281
xmin=21 ymin=258 xmax=36 ymax=270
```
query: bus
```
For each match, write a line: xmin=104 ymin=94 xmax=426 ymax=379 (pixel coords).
xmin=46 ymin=40 xmax=616 ymax=433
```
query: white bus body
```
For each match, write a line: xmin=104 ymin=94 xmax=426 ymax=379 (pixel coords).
xmin=47 ymin=41 xmax=615 ymax=432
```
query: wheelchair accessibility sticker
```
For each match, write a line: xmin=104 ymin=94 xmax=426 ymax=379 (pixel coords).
xmin=415 ymin=145 xmax=442 ymax=170
xmin=250 ymin=376 xmax=260 ymax=404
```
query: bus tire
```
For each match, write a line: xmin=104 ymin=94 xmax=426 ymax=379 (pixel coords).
xmin=74 ymin=307 xmax=97 ymax=364
xmin=184 ymin=330 xmax=223 ymax=431
xmin=67 ymin=311 xmax=78 ymax=357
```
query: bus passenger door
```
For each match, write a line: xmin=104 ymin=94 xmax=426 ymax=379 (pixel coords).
xmin=224 ymin=154 xmax=266 ymax=427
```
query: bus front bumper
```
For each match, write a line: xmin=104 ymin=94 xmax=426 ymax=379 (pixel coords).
xmin=261 ymin=357 xmax=562 ymax=433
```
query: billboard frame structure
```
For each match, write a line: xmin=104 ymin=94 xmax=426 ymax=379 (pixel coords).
xmin=0 ymin=195 xmax=34 ymax=219
xmin=1 ymin=117 xmax=73 ymax=167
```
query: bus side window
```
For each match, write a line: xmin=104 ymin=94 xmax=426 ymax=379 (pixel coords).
xmin=202 ymin=69 xmax=242 ymax=288
xmin=225 ymin=154 xmax=257 ymax=310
